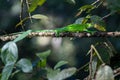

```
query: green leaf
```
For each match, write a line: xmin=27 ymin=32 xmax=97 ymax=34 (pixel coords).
xmin=66 ymin=0 xmax=76 ymax=4
xmin=1 ymin=63 xmax=14 ymax=80
xmin=74 ymin=18 xmax=84 ymax=24
xmin=91 ymin=45 xmax=104 ymax=63
xmin=1 ymin=42 xmax=18 ymax=80
xmin=75 ymin=15 xmax=91 ymax=24
xmin=28 ymin=0 xmax=46 ymax=12
xmin=47 ymin=67 xmax=76 ymax=80
xmin=95 ymin=42 xmax=113 ymax=64
xmin=28 ymin=0 xmax=39 ymax=12
xmin=16 ymin=58 xmax=33 ymax=73
xmin=95 ymin=64 xmax=114 ymax=80
xmin=91 ymin=56 xmax=98 ymax=78
xmin=90 ymin=15 xmax=106 ymax=31
xmin=47 ymin=68 xmax=60 ymax=80
xmin=38 ymin=0 xmax=46 ymax=6
xmin=76 ymin=5 xmax=95 ymax=16
xmin=1 ymin=42 xmax=18 ymax=64
xmin=57 ymin=68 xmax=76 ymax=80
xmin=104 ymin=41 xmax=116 ymax=57
xmin=36 ymin=50 xmax=51 ymax=60
xmin=54 ymin=61 xmax=68 ymax=70
xmin=37 ymin=59 xmax=47 ymax=68
xmin=13 ymin=30 xmax=32 ymax=42
xmin=31 ymin=14 xmax=48 ymax=20
xmin=79 ymin=5 xmax=95 ymax=11
xmin=36 ymin=50 xmax=51 ymax=68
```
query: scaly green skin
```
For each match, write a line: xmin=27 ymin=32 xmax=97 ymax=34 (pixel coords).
xmin=33 ymin=23 xmax=94 ymax=36
xmin=55 ymin=23 xmax=92 ymax=32
xmin=55 ymin=23 xmax=94 ymax=36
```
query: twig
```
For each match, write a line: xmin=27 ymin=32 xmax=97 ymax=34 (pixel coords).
xmin=88 ymin=47 xmax=93 ymax=80
xmin=1 ymin=31 xmax=120 ymax=41
xmin=20 ymin=0 xmax=25 ymax=30
xmin=26 ymin=0 xmax=33 ymax=23
xmin=91 ymin=0 xmax=100 ymax=5
xmin=77 ymin=62 xmax=89 ymax=72
xmin=102 ymin=12 xmax=113 ymax=20
xmin=114 ymin=67 xmax=120 ymax=77
xmin=91 ymin=45 xmax=104 ymax=63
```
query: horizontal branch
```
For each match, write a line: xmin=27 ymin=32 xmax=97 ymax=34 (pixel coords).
xmin=0 ymin=31 xmax=120 ymax=41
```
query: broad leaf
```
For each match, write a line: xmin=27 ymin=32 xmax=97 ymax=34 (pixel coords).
xmin=1 ymin=42 xmax=18 ymax=64
xmin=56 ymin=68 xmax=76 ymax=80
xmin=90 ymin=15 xmax=106 ymax=31
xmin=28 ymin=0 xmax=46 ymax=12
xmin=66 ymin=0 xmax=76 ymax=4
xmin=36 ymin=50 xmax=51 ymax=60
xmin=14 ymin=30 xmax=32 ymax=42
xmin=54 ymin=61 xmax=68 ymax=70
xmin=31 ymin=14 xmax=48 ymax=20
xmin=95 ymin=42 xmax=113 ymax=64
xmin=38 ymin=0 xmax=46 ymax=6
xmin=91 ymin=45 xmax=104 ymax=63
xmin=37 ymin=59 xmax=47 ymax=68
xmin=76 ymin=5 xmax=95 ymax=16
xmin=1 ymin=63 xmax=14 ymax=80
xmin=36 ymin=50 xmax=51 ymax=68
xmin=104 ymin=41 xmax=116 ymax=57
xmin=79 ymin=5 xmax=95 ymax=11
xmin=91 ymin=56 xmax=98 ymax=78
xmin=28 ymin=0 xmax=39 ymax=12
xmin=16 ymin=58 xmax=33 ymax=73
xmin=47 ymin=68 xmax=60 ymax=80
xmin=95 ymin=64 xmax=114 ymax=80
xmin=47 ymin=67 xmax=76 ymax=80
xmin=74 ymin=18 xmax=84 ymax=24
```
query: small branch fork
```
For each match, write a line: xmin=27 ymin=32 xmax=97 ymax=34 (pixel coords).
xmin=1 ymin=31 xmax=120 ymax=41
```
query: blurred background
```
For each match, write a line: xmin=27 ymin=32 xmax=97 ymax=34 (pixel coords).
xmin=0 ymin=0 xmax=120 ymax=79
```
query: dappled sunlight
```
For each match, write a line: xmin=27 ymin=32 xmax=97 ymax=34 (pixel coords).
xmin=50 ymin=38 xmax=77 ymax=66
xmin=31 ymin=37 xmax=51 ymax=47
xmin=10 ymin=1 xmax=21 ymax=15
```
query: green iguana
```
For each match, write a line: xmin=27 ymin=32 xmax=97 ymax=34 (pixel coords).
xmin=33 ymin=23 xmax=94 ymax=35
xmin=13 ymin=23 xmax=102 ymax=42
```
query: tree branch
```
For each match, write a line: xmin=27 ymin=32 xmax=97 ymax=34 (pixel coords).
xmin=114 ymin=67 xmax=120 ymax=77
xmin=1 ymin=31 xmax=120 ymax=41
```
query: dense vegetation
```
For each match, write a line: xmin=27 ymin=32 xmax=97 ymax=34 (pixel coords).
xmin=0 ymin=0 xmax=120 ymax=80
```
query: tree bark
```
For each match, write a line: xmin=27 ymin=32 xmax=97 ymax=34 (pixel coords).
xmin=0 ymin=31 xmax=120 ymax=41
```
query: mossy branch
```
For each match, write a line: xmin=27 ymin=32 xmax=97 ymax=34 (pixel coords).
xmin=0 ymin=31 xmax=120 ymax=41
